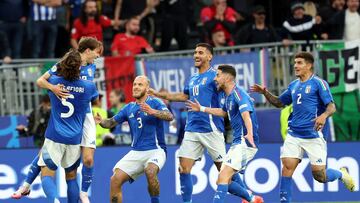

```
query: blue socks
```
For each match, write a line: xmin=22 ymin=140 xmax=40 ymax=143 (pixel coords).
xmin=151 ymin=195 xmax=160 ymax=203
xmin=326 ymin=169 xmax=342 ymax=182
xmin=41 ymin=176 xmax=59 ymax=201
xmin=67 ymin=178 xmax=80 ymax=203
xmin=81 ymin=165 xmax=94 ymax=192
xmin=228 ymin=181 xmax=252 ymax=201
xmin=280 ymin=176 xmax=292 ymax=203
xmin=180 ymin=173 xmax=193 ymax=203
xmin=231 ymin=173 xmax=246 ymax=189
xmin=25 ymin=155 xmax=41 ymax=184
xmin=213 ymin=184 xmax=228 ymax=203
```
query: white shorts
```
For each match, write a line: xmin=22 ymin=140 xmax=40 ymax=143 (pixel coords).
xmin=280 ymin=134 xmax=327 ymax=165
xmin=38 ymin=138 xmax=81 ymax=170
xmin=81 ymin=112 xmax=96 ymax=149
xmin=177 ymin=131 xmax=226 ymax=162
xmin=113 ymin=148 xmax=166 ymax=181
xmin=223 ymin=141 xmax=258 ymax=171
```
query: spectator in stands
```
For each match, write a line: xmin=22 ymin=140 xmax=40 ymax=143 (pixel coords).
xmin=71 ymin=0 xmax=119 ymax=49
xmin=30 ymin=0 xmax=62 ymax=58
xmin=113 ymin=0 xmax=160 ymax=42
xmin=235 ymin=5 xmax=279 ymax=45
xmin=111 ymin=16 xmax=154 ymax=57
xmin=318 ymin=0 xmax=345 ymax=39
xmin=327 ymin=0 xmax=360 ymax=40
xmin=16 ymin=95 xmax=51 ymax=147
xmin=158 ymin=0 xmax=191 ymax=51
xmin=211 ymin=29 xmax=227 ymax=47
xmin=107 ymin=89 xmax=126 ymax=118
xmin=281 ymin=1 xmax=325 ymax=44
xmin=0 ymin=31 xmax=12 ymax=63
xmin=0 ymin=0 xmax=28 ymax=59
xmin=200 ymin=0 xmax=237 ymax=46
xmin=92 ymin=94 xmax=111 ymax=146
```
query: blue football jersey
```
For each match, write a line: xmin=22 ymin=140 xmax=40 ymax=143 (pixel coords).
xmin=114 ymin=96 xmax=168 ymax=152
xmin=184 ymin=68 xmax=224 ymax=133
xmin=279 ymin=75 xmax=333 ymax=139
xmin=45 ymin=76 xmax=99 ymax=145
xmin=48 ymin=63 xmax=96 ymax=81
xmin=222 ymin=85 xmax=259 ymax=147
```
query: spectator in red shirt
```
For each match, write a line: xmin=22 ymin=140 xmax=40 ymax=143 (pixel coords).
xmin=111 ymin=16 xmax=154 ymax=57
xmin=200 ymin=0 xmax=237 ymax=46
xmin=71 ymin=0 xmax=119 ymax=49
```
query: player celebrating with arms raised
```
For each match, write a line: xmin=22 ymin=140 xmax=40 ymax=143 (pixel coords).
xmin=94 ymin=76 xmax=173 ymax=203
xmin=251 ymin=52 xmax=355 ymax=203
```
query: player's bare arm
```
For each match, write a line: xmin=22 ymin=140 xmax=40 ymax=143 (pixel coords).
xmin=241 ymin=111 xmax=256 ymax=148
xmin=148 ymin=88 xmax=189 ymax=102
xmin=186 ymin=99 xmax=227 ymax=117
xmin=313 ymin=102 xmax=336 ymax=131
xmin=250 ymin=84 xmax=284 ymax=108
xmin=139 ymin=102 xmax=174 ymax=121
xmin=95 ymin=113 xmax=118 ymax=129
xmin=36 ymin=72 xmax=70 ymax=98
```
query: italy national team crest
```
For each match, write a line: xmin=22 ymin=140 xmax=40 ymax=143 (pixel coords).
xmin=87 ymin=68 xmax=93 ymax=77
xmin=201 ymin=77 xmax=207 ymax=85
xmin=305 ymin=85 xmax=311 ymax=93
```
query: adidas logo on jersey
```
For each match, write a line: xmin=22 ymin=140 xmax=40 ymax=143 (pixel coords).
xmin=129 ymin=113 xmax=134 ymax=118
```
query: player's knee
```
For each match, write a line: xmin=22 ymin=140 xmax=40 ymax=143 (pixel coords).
xmin=66 ymin=170 xmax=77 ymax=180
xmin=179 ymin=164 xmax=192 ymax=174
xmin=82 ymin=155 xmax=94 ymax=167
xmin=145 ymin=167 xmax=157 ymax=178
xmin=110 ymin=174 xmax=122 ymax=187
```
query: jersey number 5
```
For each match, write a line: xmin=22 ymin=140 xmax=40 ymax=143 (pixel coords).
xmin=297 ymin=93 xmax=302 ymax=104
xmin=61 ymin=94 xmax=75 ymax=118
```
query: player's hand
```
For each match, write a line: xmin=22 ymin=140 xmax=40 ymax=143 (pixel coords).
xmin=51 ymin=84 xmax=70 ymax=99
xmin=185 ymin=99 xmax=201 ymax=112
xmin=93 ymin=112 xmax=103 ymax=124
xmin=16 ymin=125 xmax=26 ymax=131
xmin=312 ymin=114 xmax=327 ymax=131
xmin=250 ymin=84 xmax=266 ymax=94
xmin=139 ymin=102 xmax=156 ymax=115
xmin=244 ymin=134 xmax=256 ymax=148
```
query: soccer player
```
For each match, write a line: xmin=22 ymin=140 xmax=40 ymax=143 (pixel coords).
xmin=12 ymin=37 xmax=102 ymax=202
xmin=94 ymin=76 xmax=173 ymax=203
xmin=38 ymin=49 xmax=98 ymax=202
xmin=251 ymin=52 xmax=355 ymax=202
xmin=149 ymin=43 xmax=230 ymax=203
xmin=186 ymin=65 xmax=263 ymax=203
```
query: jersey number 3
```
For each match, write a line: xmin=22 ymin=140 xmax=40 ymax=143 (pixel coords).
xmin=137 ymin=118 xmax=143 ymax=128
xmin=61 ymin=94 xmax=75 ymax=118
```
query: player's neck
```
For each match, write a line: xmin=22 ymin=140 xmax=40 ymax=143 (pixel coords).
xmin=80 ymin=54 xmax=87 ymax=66
xmin=299 ymin=72 xmax=313 ymax=82
xmin=224 ymin=82 xmax=236 ymax=95
xmin=198 ymin=64 xmax=210 ymax=74
xmin=136 ymin=95 xmax=148 ymax=103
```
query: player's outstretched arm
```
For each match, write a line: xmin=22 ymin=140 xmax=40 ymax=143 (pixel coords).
xmin=36 ymin=72 xmax=70 ymax=98
xmin=186 ymin=99 xmax=227 ymax=117
xmin=139 ymin=103 xmax=174 ymax=121
xmin=250 ymin=84 xmax=284 ymax=108
xmin=241 ymin=111 xmax=256 ymax=148
xmin=148 ymin=88 xmax=189 ymax=102
xmin=95 ymin=114 xmax=118 ymax=129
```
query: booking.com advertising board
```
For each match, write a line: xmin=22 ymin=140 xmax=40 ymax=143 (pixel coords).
xmin=137 ymin=50 xmax=269 ymax=103
xmin=1 ymin=143 xmax=359 ymax=203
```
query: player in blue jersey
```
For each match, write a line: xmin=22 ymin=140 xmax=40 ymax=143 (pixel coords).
xmin=149 ymin=43 xmax=233 ymax=203
xmin=94 ymin=76 xmax=173 ymax=203
xmin=38 ymin=49 xmax=98 ymax=203
xmin=251 ymin=52 xmax=355 ymax=202
xmin=12 ymin=37 xmax=102 ymax=202
xmin=187 ymin=65 xmax=263 ymax=203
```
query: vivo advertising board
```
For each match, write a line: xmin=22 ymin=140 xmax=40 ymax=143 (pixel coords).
xmin=0 ymin=143 xmax=359 ymax=202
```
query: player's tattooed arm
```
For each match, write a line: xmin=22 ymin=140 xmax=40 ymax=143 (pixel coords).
xmin=148 ymin=88 xmax=189 ymax=102
xmin=250 ymin=84 xmax=284 ymax=108
xmin=313 ymin=102 xmax=336 ymax=131
xmin=139 ymin=103 xmax=174 ymax=121
xmin=98 ymin=117 xmax=118 ymax=129
xmin=323 ymin=102 xmax=336 ymax=117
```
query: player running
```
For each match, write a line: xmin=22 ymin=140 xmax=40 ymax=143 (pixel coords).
xmin=38 ymin=49 xmax=98 ymax=202
xmin=94 ymin=76 xmax=173 ymax=203
xmin=186 ymin=65 xmax=263 ymax=203
xmin=12 ymin=37 xmax=102 ymax=203
xmin=251 ymin=52 xmax=355 ymax=202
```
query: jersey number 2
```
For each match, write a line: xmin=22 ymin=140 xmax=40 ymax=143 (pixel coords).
xmin=297 ymin=93 xmax=302 ymax=104
xmin=61 ymin=94 xmax=75 ymax=118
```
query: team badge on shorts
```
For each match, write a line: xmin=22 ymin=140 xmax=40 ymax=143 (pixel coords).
xmin=305 ymin=85 xmax=311 ymax=93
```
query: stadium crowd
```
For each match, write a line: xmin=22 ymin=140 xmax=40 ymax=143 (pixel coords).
xmin=1 ymin=0 xmax=360 ymax=62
